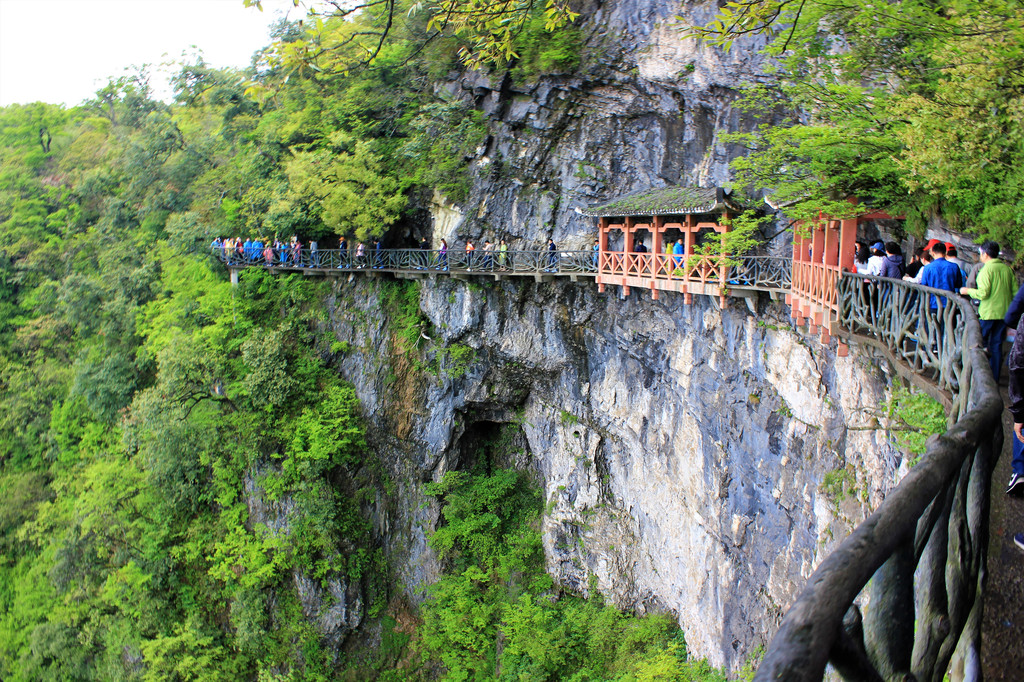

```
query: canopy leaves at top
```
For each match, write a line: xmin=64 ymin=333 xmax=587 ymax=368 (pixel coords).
xmin=690 ymin=0 xmax=1024 ymax=249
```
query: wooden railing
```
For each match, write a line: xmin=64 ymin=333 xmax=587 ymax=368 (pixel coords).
xmin=757 ymin=273 xmax=1001 ymax=681
xmin=790 ymin=261 xmax=842 ymax=317
xmin=597 ymin=253 xmax=791 ymax=292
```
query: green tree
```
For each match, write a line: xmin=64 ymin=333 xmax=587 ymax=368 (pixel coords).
xmin=692 ymin=0 xmax=1024 ymax=243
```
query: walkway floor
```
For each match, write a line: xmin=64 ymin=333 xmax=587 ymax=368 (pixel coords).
xmin=981 ymin=383 xmax=1024 ymax=679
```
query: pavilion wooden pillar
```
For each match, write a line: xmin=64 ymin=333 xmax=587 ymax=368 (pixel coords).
xmin=838 ymin=217 xmax=857 ymax=272
xmin=819 ymin=220 xmax=840 ymax=343
xmin=811 ymin=220 xmax=825 ymax=264
xmin=808 ymin=221 xmax=826 ymax=333
xmin=833 ymin=217 xmax=858 ymax=357
xmin=637 ymin=215 xmax=656 ymax=300
xmin=621 ymin=217 xmax=633 ymax=297
xmin=683 ymin=214 xmax=695 ymax=258
xmin=826 ymin=220 xmax=841 ymax=264
xmin=652 ymin=215 xmax=664 ymax=254
xmin=790 ymin=221 xmax=808 ymax=326
xmin=598 ymin=217 xmax=610 ymax=252
xmin=718 ymin=212 xmax=730 ymax=308
xmin=597 ymin=217 xmax=609 ymax=293
xmin=682 ymin=214 xmax=696 ymax=304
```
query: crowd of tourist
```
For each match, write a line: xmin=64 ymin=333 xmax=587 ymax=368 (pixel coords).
xmin=211 ymin=235 xmax=310 ymax=267
xmin=859 ymin=237 xmax=1022 ymax=540
xmin=211 ymin=235 xmax=568 ymax=272
xmin=849 ymin=239 xmax=1015 ymax=377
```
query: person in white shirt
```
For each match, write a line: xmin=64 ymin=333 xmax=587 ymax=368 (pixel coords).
xmin=866 ymin=241 xmax=885 ymax=276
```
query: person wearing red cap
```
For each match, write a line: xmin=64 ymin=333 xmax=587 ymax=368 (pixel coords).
xmin=946 ymin=244 xmax=967 ymax=281
xmin=919 ymin=242 xmax=963 ymax=309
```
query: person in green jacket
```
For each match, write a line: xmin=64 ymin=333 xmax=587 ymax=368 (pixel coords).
xmin=960 ymin=240 xmax=1017 ymax=377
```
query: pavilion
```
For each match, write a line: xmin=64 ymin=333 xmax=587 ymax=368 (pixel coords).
xmin=580 ymin=186 xmax=747 ymax=305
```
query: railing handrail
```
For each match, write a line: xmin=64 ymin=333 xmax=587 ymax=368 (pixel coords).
xmin=757 ymin=272 xmax=1002 ymax=681
xmin=212 ymin=246 xmax=600 ymax=276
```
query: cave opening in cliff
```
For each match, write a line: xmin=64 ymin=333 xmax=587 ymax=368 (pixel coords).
xmin=454 ymin=419 xmax=533 ymax=475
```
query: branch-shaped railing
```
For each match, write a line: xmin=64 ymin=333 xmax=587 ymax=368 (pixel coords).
xmin=730 ymin=255 xmax=793 ymax=291
xmin=757 ymin=272 xmax=1001 ymax=681
xmin=215 ymin=247 xmax=599 ymax=276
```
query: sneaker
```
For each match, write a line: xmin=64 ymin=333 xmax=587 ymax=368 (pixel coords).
xmin=1015 ymin=533 xmax=1024 ymax=552
xmin=1008 ymin=472 xmax=1024 ymax=495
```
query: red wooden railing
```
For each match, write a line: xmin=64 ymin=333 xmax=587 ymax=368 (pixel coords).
xmin=598 ymin=252 xmax=728 ymax=284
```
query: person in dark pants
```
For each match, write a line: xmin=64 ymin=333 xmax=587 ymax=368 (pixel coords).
xmin=418 ymin=237 xmax=430 ymax=269
xmin=918 ymin=242 xmax=963 ymax=346
xmin=547 ymin=238 xmax=557 ymax=271
xmin=961 ymin=241 xmax=1015 ymax=378
xmin=1003 ymin=281 xmax=1024 ymax=495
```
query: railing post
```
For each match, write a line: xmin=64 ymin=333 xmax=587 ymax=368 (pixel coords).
xmin=911 ymin=480 xmax=954 ymax=680
xmin=863 ymin=541 xmax=915 ymax=677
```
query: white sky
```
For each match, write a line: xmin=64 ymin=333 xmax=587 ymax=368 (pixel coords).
xmin=0 ymin=0 xmax=306 ymax=106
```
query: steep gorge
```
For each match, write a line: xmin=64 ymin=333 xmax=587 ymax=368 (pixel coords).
xmin=0 ymin=0 xmax=1009 ymax=678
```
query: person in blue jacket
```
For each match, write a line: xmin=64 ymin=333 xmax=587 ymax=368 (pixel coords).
xmin=672 ymin=238 xmax=685 ymax=269
xmin=918 ymin=242 xmax=963 ymax=308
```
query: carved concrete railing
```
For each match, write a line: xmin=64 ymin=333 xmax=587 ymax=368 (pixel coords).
xmin=758 ymin=272 xmax=1002 ymax=681
xmin=215 ymin=247 xmax=598 ymax=276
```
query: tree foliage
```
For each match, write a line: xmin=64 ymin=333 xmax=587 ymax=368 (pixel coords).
xmin=247 ymin=0 xmax=578 ymax=74
xmin=692 ymin=0 xmax=1024 ymax=245
xmin=418 ymin=462 xmax=727 ymax=681
xmin=0 ymin=6 xmax=736 ymax=680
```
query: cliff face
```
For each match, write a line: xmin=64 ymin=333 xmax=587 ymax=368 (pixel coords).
xmin=318 ymin=0 xmax=901 ymax=670
xmin=327 ymin=278 xmax=899 ymax=668
xmin=420 ymin=0 xmax=774 ymax=251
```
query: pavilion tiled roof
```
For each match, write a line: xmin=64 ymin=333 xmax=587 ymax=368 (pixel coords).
xmin=580 ymin=186 xmax=740 ymax=218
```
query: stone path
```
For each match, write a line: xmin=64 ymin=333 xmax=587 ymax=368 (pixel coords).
xmin=981 ymin=383 xmax=1024 ymax=679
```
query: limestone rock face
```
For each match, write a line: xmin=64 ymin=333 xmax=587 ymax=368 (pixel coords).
xmin=421 ymin=0 xmax=776 ymax=251
xmin=327 ymin=279 xmax=899 ymax=670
